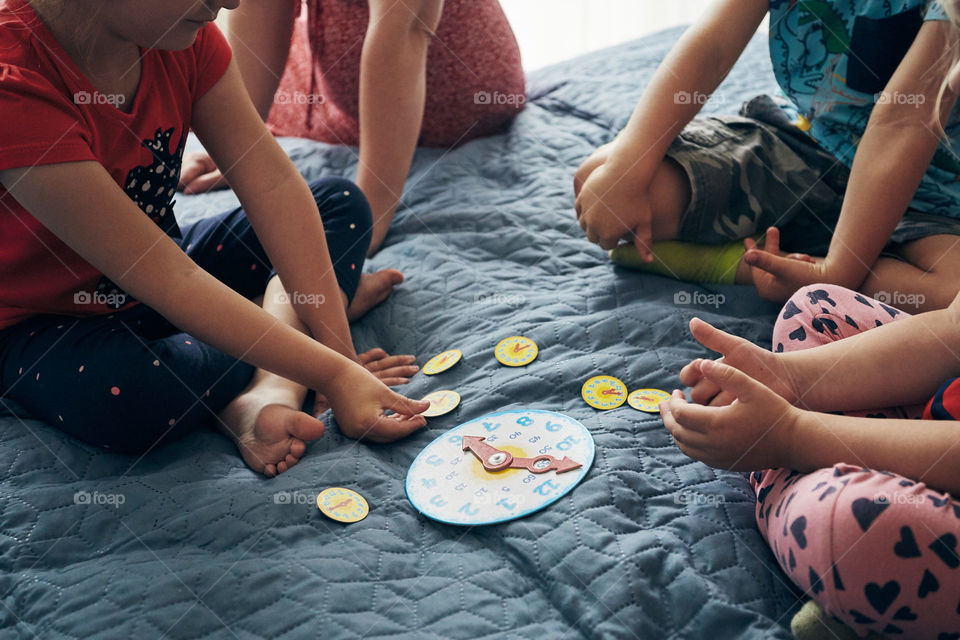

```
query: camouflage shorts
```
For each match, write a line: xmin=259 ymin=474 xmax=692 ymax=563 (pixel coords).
xmin=668 ymin=94 xmax=960 ymax=254
xmin=667 ymin=95 xmax=849 ymax=256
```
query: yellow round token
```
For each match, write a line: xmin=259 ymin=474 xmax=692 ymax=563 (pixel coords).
xmin=581 ymin=375 xmax=627 ymax=410
xmin=420 ymin=390 xmax=461 ymax=417
xmin=494 ymin=336 xmax=538 ymax=367
xmin=628 ymin=388 xmax=672 ymax=413
xmin=317 ymin=487 xmax=369 ymax=523
xmin=422 ymin=349 xmax=462 ymax=375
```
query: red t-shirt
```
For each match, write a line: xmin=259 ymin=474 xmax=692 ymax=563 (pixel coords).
xmin=0 ymin=0 xmax=231 ymax=330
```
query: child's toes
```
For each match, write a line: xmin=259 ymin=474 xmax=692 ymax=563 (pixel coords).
xmin=284 ymin=453 xmax=299 ymax=468
xmin=264 ymin=463 xmax=277 ymax=477
xmin=289 ymin=439 xmax=306 ymax=458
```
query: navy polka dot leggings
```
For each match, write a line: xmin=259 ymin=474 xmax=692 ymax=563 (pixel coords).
xmin=0 ymin=177 xmax=372 ymax=453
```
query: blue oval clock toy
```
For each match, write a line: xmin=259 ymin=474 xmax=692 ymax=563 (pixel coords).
xmin=406 ymin=410 xmax=595 ymax=526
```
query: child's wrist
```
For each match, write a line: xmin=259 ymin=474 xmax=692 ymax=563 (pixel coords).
xmin=604 ymin=145 xmax=660 ymax=190
xmin=781 ymin=409 xmax=823 ymax=472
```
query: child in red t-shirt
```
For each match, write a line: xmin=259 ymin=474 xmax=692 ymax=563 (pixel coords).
xmin=0 ymin=0 xmax=429 ymax=476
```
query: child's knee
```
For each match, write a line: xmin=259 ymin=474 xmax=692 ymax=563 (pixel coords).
xmin=573 ymin=143 xmax=613 ymax=197
xmin=772 ymin=284 xmax=855 ymax=351
xmin=309 ymin=178 xmax=373 ymax=231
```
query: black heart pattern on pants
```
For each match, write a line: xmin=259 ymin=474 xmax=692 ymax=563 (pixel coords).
xmin=865 ymin=580 xmax=900 ymax=615
xmin=894 ymin=526 xmax=921 ymax=559
xmin=790 ymin=516 xmax=808 ymax=549
xmin=918 ymin=569 xmax=939 ymax=599
xmin=929 ymin=534 xmax=960 ymax=569
xmin=852 ymin=497 xmax=889 ymax=532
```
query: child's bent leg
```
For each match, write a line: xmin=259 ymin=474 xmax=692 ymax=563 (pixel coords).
xmin=599 ymin=109 xmax=847 ymax=285
xmin=0 ymin=309 xmax=255 ymax=453
xmin=772 ymin=284 xmax=910 ymax=353
xmin=755 ymin=464 xmax=960 ymax=636
xmin=574 ymin=143 xmax=690 ymax=243
xmin=860 ymin=234 xmax=960 ymax=312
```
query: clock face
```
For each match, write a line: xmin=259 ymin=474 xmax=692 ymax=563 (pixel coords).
xmin=494 ymin=336 xmax=538 ymax=367
xmin=420 ymin=390 xmax=461 ymax=417
xmin=628 ymin=388 xmax=671 ymax=413
xmin=406 ymin=410 xmax=595 ymax=526
xmin=422 ymin=349 xmax=462 ymax=375
xmin=581 ymin=375 xmax=627 ymax=410
xmin=317 ymin=487 xmax=369 ymax=523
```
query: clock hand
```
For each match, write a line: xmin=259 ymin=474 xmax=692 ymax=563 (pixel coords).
xmin=512 ymin=342 xmax=530 ymax=354
xmin=600 ymin=389 xmax=622 ymax=396
xmin=462 ymin=436 xmax=582 ymax=475
xmin=462 ymin=435 xmax=513 ymax=471
xmin=508 ymin=454 xmax=582 ymax=474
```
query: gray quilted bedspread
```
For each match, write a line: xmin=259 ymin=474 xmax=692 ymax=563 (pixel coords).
xmin=0 ymin=29 xmax=803 ymax=639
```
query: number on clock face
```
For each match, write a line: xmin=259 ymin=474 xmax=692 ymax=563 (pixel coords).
xmin=405 ymin=410 xmax=595 ymax=526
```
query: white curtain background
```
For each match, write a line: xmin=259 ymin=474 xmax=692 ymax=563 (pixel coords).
xmin=499 ymin=1 xmax=766 ymax=71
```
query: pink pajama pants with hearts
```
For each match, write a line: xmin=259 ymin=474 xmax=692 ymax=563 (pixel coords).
xmin=752 ymin=285 xmax=960 ymax=637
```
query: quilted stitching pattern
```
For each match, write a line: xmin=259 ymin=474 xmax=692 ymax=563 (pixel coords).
xmin=0 ymin=31 xmax=801 ymax=638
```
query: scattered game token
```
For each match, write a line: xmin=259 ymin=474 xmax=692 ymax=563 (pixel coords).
xmin=406 ymin=409 xmax=595 ymax=526
xmin=581 ymin=375 xmax=627 ymax=410
xmin=317 ymin=487 xmax=369 ymax=523
xmin=420 ymin=390 xmax=461 ymax=417
xmin=628 ymin=388 xmax=672 ymax=413
xmin=494 ymin=336 xmax=538 ymax=367
xmin=422 ymin=349 xmax=462 ymax=375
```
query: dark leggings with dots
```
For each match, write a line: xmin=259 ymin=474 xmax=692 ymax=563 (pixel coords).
xmin=755 ymin=284 xmax=960 ymax=637
xmin=0 ymin=177 xmax=371 ymax=453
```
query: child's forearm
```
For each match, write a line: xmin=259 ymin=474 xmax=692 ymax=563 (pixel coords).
xmin=823 ymin=119 xmax=940 ymax=289
xmin=217 ymin=0 xmax=298 ymax=121
xmin=822 ymin=20 xmax=952 ymax=288
xmin=357 ymin=2 xmax=439 ymax=252
xmin=783 ymin=304 xmax=960 ymax=412
xmin=193 ymin=61 xmax=360 ymax=363
xmin=606 ymin=0 xmax=767 ymax=184
xmin=792 ymin=410 xmax=960 ymax=495
xmin=236 ymin=167 xmax=358 ymax=362
xmin=163 ymin=266 xmax=356 ymax=395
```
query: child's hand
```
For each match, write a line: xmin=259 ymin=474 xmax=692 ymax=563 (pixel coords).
xmin=312 ymin=347 xmax=420 ymax=416
xmin=743 ymin=227 xmax=826 ymax=301
xmin=179 ymin=151 xmax=229 ymax=194
xmin=662 ymin=360 xmax=801 ymax=471
xmin=575 ymin=159 xmax=655 ymax=260
xmin=680 ymin=318 xmax=803 ymax=407
xmin=326 ymin=360 xmax=430 ymax=443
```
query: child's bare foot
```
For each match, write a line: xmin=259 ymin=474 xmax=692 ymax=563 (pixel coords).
xmin=347 ymin=269 xmax=404 ymax=321
xmin=219 ymin=391 xmax=326 ymax=477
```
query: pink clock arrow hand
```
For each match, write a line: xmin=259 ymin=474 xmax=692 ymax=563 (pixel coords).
xmin=508 ymin=454 xmax=582 ymax=474
xmin=512 ymin=342 xmax=530 ymax=354
xmin=462 ymin=436 xmax=582 ymax=475
xmin=462 ymin=435 xmax=513 ymax=471
xmin=601 ymin=389 xmax=622 ymax=396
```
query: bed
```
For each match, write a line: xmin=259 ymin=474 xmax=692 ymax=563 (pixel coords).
xmin=0 ymin=28 xmax=805 ymax=638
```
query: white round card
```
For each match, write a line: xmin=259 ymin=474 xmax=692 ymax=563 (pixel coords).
xmin=406 ymin=409 xmax=595 ymax=526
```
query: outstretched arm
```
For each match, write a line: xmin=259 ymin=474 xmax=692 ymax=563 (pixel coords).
xmin=1 ymin=160 xmax=428 ymax=437
xmin=192 ymin=58 xmax=357 ymax=361
xmin=682 ymin=293 xmax=960 ymax=415
xmin=358 ymin=0 xmax=444 ymax=255
xmin=664 ymin=360 xmax=960 ymax=495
